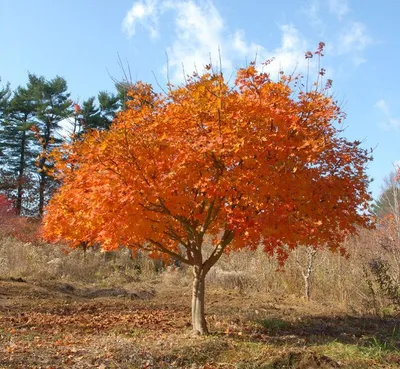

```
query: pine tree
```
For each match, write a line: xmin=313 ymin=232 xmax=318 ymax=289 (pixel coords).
xmin=0 ymin=83 xmax=40 ymax=214
xmin=69 ymin=97 xmax=100 ymax=138
xmin=0 ymin=80 xmax=15 ymax=195
xmin=0 ymin=79 xmax=11 ymax=156
xmin=30 ymin=74 xmax=72 ymax=216
xmin=70 ymin=91 xmax=120 ymax=139
xmin=97 ymin=91 xmax=120 ymax=129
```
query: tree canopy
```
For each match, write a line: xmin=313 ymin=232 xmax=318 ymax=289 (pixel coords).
xmin=42 ymin=58 xmax=373 ymax=333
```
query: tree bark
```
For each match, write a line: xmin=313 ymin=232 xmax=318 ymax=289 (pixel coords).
xmin=303 ymin=248 xmax=317 ymax=301
xmin=192 ymin=266 xmax=208 ymax=335
xmin=39 ymin=169 xmax=45 ymax=217
xmin=189 ymin=229 xmax=233 ymax=335
xmin=38 ymin=122 xmax=51 ymax=217
xmin=16 ymin=128 xmax=26 ymax=215
xmin=304 ymin=274 xmax=311 ymax=300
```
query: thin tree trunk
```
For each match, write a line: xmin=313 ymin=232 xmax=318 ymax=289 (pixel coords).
xmin=81 ymin=242 xmax=88 ymax=260
xmin=304 ymin=274 xmax=311 ymax=300
xmin=192 ymin=266 xmax=208 ymax=335
xmin=16 ymin=128 xmax=26 ymax=215
xmin=38 ymin=122 xmax=51 ymax=217
xmin=303 ymin=248 xmax=317 ymax=301
xmin=39 ymin=169 xmax=45 ymax=216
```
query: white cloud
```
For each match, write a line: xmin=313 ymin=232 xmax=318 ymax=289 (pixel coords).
xmin=122 ymin=0 xmax=158 ymax=39
xmin=337 ymin=22 xmax=372 ymax=66
xmin=121 ymin=0 xmax=329 ymax=83
xmin=163 ymin=0 xmax=233 ymax=81
xmin=232 ymin=30 xmax=259 ymax=59
xmin=328 ymin=0 xmax=349 ymax=20
xmin=161 ymin=1 xmax=310 ymax=83
xmin=375 ymin=99 xmax=390 ymax=116
xmin=340 ymin=22 xmax=371 ymax=52
xmin=269 ymin=25 xmax=309 ymax=75
xmin=304 ymin=0 xmax=348 ymax=28
xmin=375 ymin=99 xmax=400 ymax=130
xmin=302 ymin=1 xmax=372 ymax=66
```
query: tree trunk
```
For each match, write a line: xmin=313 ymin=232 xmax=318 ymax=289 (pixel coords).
xmin=16 ymin=128 xmax=26 ymax=215
xmin=39 ymin=169 xmax=45 ymax=217
xmin=38 ymin=123 xmax=51 ymax=217
xmin=304 ymin=274 xmax=311 ymax=300
xmin=192 ymin=266 xmax=208 ymax=335
xmin=302 ymin=248 xmax=317 ymax=301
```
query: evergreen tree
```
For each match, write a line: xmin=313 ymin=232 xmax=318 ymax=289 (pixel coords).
xmin=69 ymin=97 xmax=100 ymax=138
xmin=30 ymin=74 xmax=72 ymax=216
xmin=0 ymin=80 xmax=13 ymax=193
xmin=0 ymin=83 xmax=40 ymax=214
xmin=70 ymin=92 xmax=119 ymax=139
xmin=80 ymin=96 xmax=101 ymax=131
xmin=0 ymin=79 xmax=11 ymax=157
xmin=97 ymin=91 xmax=120 ymax=129
xmin=1 ymin=74 xmax=122 ymax=215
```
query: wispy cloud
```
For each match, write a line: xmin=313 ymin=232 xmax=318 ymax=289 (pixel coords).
xmin=163 ymin=0 xmax=233 ymax=81
xmin=122 ymin=0 xmax=158 ymax=39
xmin=273 ymin=25 xmax=309 ymax=70
xmin=302 ymin=1 xmax=372 ymax=66
xmin=337 ymin=21 xmax=372 ymax=66
xmin=305 ymin=0 xmax=323 ymax=29
xmin=122 ymin=0 xmax=313 ymax=83
xmin=304 ymin=0 xmax=349 ymax=28
xmin=121 ymin=0 xmax=371 ymax=82
xmin=165 ymin=2 xmax=313 ymax=82
xmin=375 ymin=99 xmax=400 ymax=130
xmin=328 ymin=0 xmax=349 ymax=20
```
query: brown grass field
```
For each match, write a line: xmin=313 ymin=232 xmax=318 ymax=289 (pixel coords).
xmin=1 ymin=276 xmax=399 ymax=369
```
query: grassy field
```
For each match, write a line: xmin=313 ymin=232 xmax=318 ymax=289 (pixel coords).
xmin=1 ymin=278 xmax=399 ymax=369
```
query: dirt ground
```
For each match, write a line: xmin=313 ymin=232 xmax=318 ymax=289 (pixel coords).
xmin=0 ymin=278 xmax=399 ymax=368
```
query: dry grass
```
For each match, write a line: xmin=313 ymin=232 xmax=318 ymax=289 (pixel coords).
xmin=0 ymin=229 xmax=398 ymax=315
xmin=0 ymin=280 xmax=399 ymax=368
xmin=203 ymin=229 xmax=399 ymax=316
xmin=1 ymin=231 xmax=400 ymax=367
xmin=0 ymin=237 xmax=160 ymax=287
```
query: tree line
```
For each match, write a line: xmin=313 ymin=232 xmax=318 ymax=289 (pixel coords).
xmin=0 ymin=73 xmax=127 ymax=216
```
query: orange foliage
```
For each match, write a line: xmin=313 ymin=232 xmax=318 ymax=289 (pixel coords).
xmin=42 ymin=61 xmax=372 ymax=264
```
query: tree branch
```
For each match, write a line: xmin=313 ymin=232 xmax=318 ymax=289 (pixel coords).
xmin=164 ymin=225 xmax=189 ymax=249
xmin=146 ymin=238 xmax=192 ymax=265
xmin=203 ymin=229 xmax=234 ymax=272
xmin=157 ymin=197 xmax=199 ymax=238
xmin=199 ymin=200 xmax=217 ymax=238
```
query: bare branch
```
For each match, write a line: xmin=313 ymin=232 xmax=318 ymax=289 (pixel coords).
xmin=146 ymin=238 xmax=191 ymax=265
xmin=164 ymin=225 xmax=190 ymax=249
xmin=157 ymin=197 xmax=199 ymax=238
xmin=199 ymin=200 xmax=220 ymax=238
xmin=203 ymin=228 xmax=234 ymax=272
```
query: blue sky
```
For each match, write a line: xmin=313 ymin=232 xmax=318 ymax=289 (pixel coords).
xmin=0 ymin=0 xmax=398 ymax=199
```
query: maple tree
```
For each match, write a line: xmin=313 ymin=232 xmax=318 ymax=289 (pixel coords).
xmin=42 ymin=47 xmax=372 ymax=334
